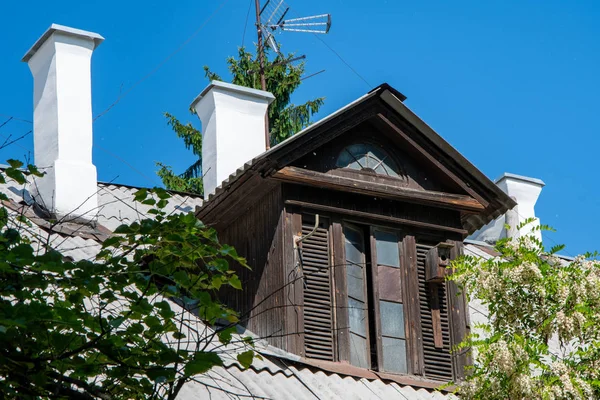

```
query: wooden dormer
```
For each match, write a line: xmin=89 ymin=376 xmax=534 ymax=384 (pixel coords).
xmin=195 ymin=83 xmax=515 ymax=387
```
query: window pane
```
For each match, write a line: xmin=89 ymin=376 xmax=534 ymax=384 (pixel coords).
xmin=349 ymin=332 xmax=369 ymax=369
xmin=347 ymin=263 xmax=365 ymax=302
xmin=348 ymin=297 xmax=367 ymax=337
xmin=375 ymin=230 xmax=400 ymax=267
xmin=380 ymin=301 xmax=405 ymax=338
xmin=336 ymin=144 xmax=401 ymax=177
xmin=336 ymin=151 xmax=352 ymax=168
xmin=378 ymin=266 xmax=402 ymax=303
xmin=382 ymin=337 xmax=407 ymax=374
xmin=344 ymin=227 xmax=364 ymax=265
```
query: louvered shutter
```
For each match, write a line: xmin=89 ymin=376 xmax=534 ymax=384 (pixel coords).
xmin=416 ymin=243 xmax=454 ymax=381
xmin=301 ymin=216 xmax=335 ymax=361
xmin=447 ymin=240 xmax=471 ymax=379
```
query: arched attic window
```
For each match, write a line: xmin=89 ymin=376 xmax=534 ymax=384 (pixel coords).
xmin=336 ymin=143 xmax=402 ymax=178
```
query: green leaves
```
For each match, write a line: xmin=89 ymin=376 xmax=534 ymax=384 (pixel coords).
xmin=229 ymin=275 xmax=242 ymax=290
xmin=7 ymin=159 xmax=23 ymax=169
xmin=0 ymin=173 xmax=250 ymax=399
xmin=184 ymin=352 xmax=223 ymax=375
xmin=5 ymin=166 xmax=26 ymax=185
xmin=236 ymin=350 xmax=254 ymax=369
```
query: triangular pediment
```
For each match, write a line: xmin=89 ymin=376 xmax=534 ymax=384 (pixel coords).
xmin=262 ymin=84 xmax=515 ymax=231
xmin=290 ymin=118 xmax=465 ymax=196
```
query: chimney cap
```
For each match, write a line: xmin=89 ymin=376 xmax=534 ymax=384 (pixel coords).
xmin=190 ymin=80 xmax=275 ymax=110
xmin=22 ymin=23 xmax=104 ymax=63
xmin=495 ymin=172 xmax=545 ymax=187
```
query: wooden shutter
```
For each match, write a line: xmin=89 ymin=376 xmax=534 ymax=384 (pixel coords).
xmin=447 ymin=240 xmax=471 ymax=380
xmin=300 ymin=216 xmax=335 ymax=361
xmin=416 ymin=243 xmax=454 ymax=381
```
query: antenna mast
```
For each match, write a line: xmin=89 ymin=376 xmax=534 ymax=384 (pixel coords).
xmin=255 ymin=0 xmax=267 ymax=93
xmin=255 ymin=0 xmax=270 ymax=148
xmin=254 ymin=0 xmax=332 ymax=149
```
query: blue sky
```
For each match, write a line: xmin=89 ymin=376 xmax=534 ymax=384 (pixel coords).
xmin=0 ymin=0 xmax=598 ymax=255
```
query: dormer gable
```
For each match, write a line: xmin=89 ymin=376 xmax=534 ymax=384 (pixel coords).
xmin=194 ymin=83 xmax=515 ymax=389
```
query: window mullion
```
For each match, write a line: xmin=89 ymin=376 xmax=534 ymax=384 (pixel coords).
xmin=332 ymin=221 xmax=349 ymax=363
xmin=368 ymin=227 xmax=384 ymax=372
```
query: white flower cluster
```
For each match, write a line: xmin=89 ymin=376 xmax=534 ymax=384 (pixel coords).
xmin=537 ymin=362 xmax=594 ymax=400
xmin=504 ymin=234 xmax=542 ymax=254
xmin=505 ymin=261 xmax=542 ymax=284
xmin=490 ymin=340 xmax=515 ymax=373
xmin=454 ymin=233 xmax=600 ymax=399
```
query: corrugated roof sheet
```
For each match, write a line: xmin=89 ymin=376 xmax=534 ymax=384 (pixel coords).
xmin=180 ymin=364 xmax=454 ymax=400
xmin=97 ymin=183 xmax=202 ymax=231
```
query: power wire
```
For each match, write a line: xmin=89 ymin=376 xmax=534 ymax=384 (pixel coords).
xmin=242 ymin=0 xmax=253 ymax=48
xmin=312 ymin=33 xmax=371 ymax=88
xmin=0 ymin=117 xmax=13 ymax=130
xmin=0 ymin=114 xmax=157 ymax=187
xmin=93 ymin=0 xmax=231 ymax=123
xmin=95 ymin=144 xmax=160 ymax=187
xmin=0 ymin=114 xmax=31 ymax=124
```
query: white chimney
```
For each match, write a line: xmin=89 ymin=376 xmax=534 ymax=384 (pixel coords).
xmin=191 ymin=81 xmax=275 ymax=200
xmin=470 ymin=173 xmax=545 ymax=243
xmin=22 ymin=24 xmax=103 ymax=221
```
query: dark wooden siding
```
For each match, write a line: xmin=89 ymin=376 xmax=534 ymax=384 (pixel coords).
xmin=285 ymin=184 xmax=464 ymax=238
xmin=416 ymin=243 xmax=454 ymax=381
xmin=216 ymin=185 xmax=286 ymax=350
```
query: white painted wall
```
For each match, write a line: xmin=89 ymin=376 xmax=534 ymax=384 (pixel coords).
xmin=470 ymin=173 xmax=545 ymax=243
xmin=191 ymin=81 xmax=275 ymax=200
xmin=23 ymin=24 xmax=103 ymax=221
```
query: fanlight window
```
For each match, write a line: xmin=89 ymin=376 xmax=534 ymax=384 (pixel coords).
xmin=336 ymin=144 xmax=400 ymax=178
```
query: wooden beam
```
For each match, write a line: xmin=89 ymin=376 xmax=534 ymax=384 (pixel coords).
xmin=375 ymin=114 xmax=490 ymax=208
xmin=273 ymin=166 xmax=485 ymax=213
xmin=429 ymin=285 xmax=444 ymax=349
xmin=284 ymin=200 xmax=469 ymax=235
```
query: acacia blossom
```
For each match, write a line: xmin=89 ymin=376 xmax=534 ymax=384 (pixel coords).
xmin=450 ymin=231 xmax=600 ymax=399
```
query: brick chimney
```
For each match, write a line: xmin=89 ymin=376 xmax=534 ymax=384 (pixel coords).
xmin=22 ymin=24 xmax=103 ymax=220
xmin=190 ymin=81 xmax=275 ymax=200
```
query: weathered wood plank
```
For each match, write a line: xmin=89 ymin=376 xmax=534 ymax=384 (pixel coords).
xmin=402 ymin=235 xmax=425 ymax=375
xmin=273 ymin=166 xmax=485 ymax=213
xmin=375 ymin=114 xmax=490 ymax=208
xmin=377 ymin=266 xmax=402 ymax=303
xmin=447 ymin=240 xmax=471 ymax=380
xmin=284 ymin=208 xmax=303 ymax=355
xmin=331 ymin=220 xmax=349 ymax=362
xmin=369 ymin=228 xmax=384 ymax=372
xmin=429 ymin=284 xmax=444 ymax=349
xmin=284 ymin=200 xmax=469 ymax=236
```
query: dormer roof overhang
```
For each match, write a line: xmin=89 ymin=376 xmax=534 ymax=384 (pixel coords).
xmin=196 ymin=83 xmax=516 ymax=235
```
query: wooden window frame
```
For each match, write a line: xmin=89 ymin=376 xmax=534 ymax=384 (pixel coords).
xmin=336 ymin=222 xmax=424 ymax=375
xmin=299 ymin=211 xmax=466 ymax=382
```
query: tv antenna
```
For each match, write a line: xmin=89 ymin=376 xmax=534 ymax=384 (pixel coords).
xmin=253 ymin=0 xmax=331 ymax=148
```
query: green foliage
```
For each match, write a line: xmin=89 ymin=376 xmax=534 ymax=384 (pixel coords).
xmin=204 ymin=46 xmax=324 ymax=145
xmin=158 ymin=46 xmax=324 ymax=195
xmin=155 ymin=113 xmax=204 ymax=194
xmin=450 ymin=223 xmax=600 ymax=399
xmin=0 ymin=166 xmax=254 ymax=399
xmin=156 ymin=162 xmax=203 ymax=194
